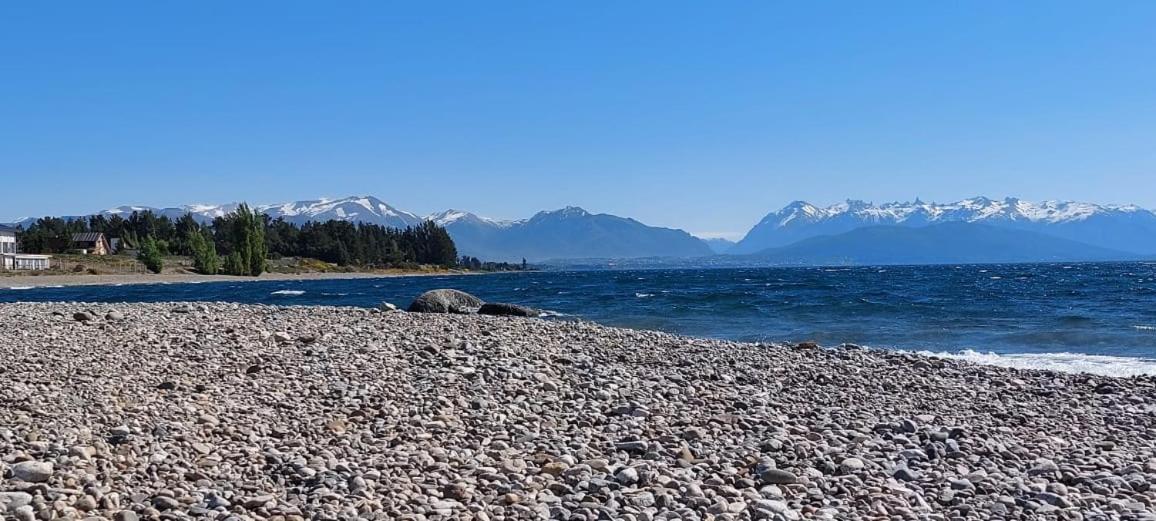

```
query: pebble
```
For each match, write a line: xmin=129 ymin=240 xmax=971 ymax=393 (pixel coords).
xmin=759 ymin=469 xmax=798 ymax=485
xmin=0 ymin=492 xmax=33 ymax=512
xmin=0 ymin=302 xmax=1152 ymax=521
xmin=615 ymin=467 xmax=640 ymax=486
xmin=10 ymin=461 xmax=53 ymax=483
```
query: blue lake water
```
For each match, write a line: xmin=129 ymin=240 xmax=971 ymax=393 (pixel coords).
xmin=4 ymin=262 xmax=1156 ymax=374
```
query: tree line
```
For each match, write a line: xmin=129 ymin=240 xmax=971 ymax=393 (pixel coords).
xmin=16 ymin=205 xmax=466 ymax=275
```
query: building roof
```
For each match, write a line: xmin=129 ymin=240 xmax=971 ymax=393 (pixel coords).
xmin=71 ymin=232 xmax=107 ymax=243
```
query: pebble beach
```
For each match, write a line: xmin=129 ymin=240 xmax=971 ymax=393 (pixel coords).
xmin=2 ymin=302 xmax=1155 ymax=521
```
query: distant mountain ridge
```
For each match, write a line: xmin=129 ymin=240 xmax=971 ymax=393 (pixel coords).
xmin=750 ymin=222 xmax=1140 ymax=265
xmin=14 ymin=196 xmax=713 ymax=262
xmin=430 ymin=207 xmax=713 ymax=262
xmin=9 ymin=194 xmax=1153 ymax=263
xmin=701 ymin=238 xmax=736 ymax=254
xmin=98 ymin=196 xmax=425 ymax=230
xmin=732 ymin=197 xmax=1156 ymax=255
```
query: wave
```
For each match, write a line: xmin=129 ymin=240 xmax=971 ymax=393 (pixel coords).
xmin=6 ymin=286 xmax=34 ymax=290
xmin=271 ymin=290 xmax=306 ymax=296
xmin=915 ymin=349 xmax=1156 ymax=377
xmin=1135 ymin=325 xmax=1156 ymax=331
xmin=635 ymin=293 xmax=655 ymax=298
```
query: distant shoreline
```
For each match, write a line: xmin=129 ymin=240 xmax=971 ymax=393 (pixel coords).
xmin=0 ymin=270 xmax=479 ymax=289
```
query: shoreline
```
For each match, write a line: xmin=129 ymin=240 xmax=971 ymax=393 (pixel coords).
xmin=1 ymin=302 xmax=1153 ymax=519
xmin=0 ymin=269 xmax=480 ymax=289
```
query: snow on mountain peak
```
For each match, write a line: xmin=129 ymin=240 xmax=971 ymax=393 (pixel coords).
xmin=556 ymin=206 xmax=591 ymax=217
xmin=252 ymin=196 xmax=421 ymax=226
xmin=768 ymin=197 xmax=1144 ymax=228
xmin=428 ymin=209 xmax=516 ymax=228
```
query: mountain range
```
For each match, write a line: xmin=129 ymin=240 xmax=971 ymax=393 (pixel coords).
xmin=17 ymin=196 xmax=710 ymax=262
xmin=101 ymin=196 xmax=424 ymax=230
xmin=750 ymin=222 xmax=1141 ymax=265
xmin=731 ymin=197 xmax=1156 ymax=255
xmin=429 ymin=207 xmax=711 ymax=261
xmin=8 ymin=195 xmax=1156 ymax=264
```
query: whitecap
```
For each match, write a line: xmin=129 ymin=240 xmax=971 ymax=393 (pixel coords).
xmin=635 ymin=293 xmax=654 ymax=298
xmin=914 ymin=349 xmax=1156 ymax=377
xmin=6 ymin=286 xmax=34 ymax=290
xmin=271 ymin=290 xmax=306 ymax=296
xmin=1135 ymin=325 xmax=1156 ymax=331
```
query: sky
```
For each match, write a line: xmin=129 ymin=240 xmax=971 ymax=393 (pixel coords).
xmin=2 ymin=2 xmax=1154 ymax=239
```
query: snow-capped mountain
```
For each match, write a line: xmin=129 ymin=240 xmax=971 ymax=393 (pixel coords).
xmin=257 ymin=196 xmax=422 ymax=228
xmin=752 ymin=222 xmax=1139 ymax=265
xmin=429 ymin=207 xmax=714 ymax=262
xmin=101 ymin=203 xmax=241 ymax=222
xmin=732 ymin=197 xmax=1156 ymax=255
xmin=27 ymin=196 xmax=714 ymax=261
xmin=427 ymin=209 xmax=517 ymax=229
xmin=93 ymin=196 xmax=423 ymax=229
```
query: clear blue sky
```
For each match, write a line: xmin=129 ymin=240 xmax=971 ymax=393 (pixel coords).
xmin=2 ymin=2 xmax=1154 ymax=238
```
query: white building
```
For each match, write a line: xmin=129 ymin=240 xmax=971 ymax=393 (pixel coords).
xmin=1 ymin=225 xmax=52 ymax=271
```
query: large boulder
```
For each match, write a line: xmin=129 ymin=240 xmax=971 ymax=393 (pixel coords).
xmin=478 ymin=303 xmax=538 ymax=317
xmin=407 ymin=289 xmax=485 ymax=314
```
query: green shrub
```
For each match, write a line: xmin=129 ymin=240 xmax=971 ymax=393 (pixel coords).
xmin=137 ymin=236 xmax=164 ymax=274
xmin=189 ymin=229 xmax=220 ymax=275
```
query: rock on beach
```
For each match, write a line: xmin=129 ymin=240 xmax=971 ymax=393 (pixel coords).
xmin=406 ymin=288 xmax=485 ymax=313
xmin=1 ymin=302 xmax=1155 ymax=520
xmin=477 ymin=302 xmax=539 ymax=317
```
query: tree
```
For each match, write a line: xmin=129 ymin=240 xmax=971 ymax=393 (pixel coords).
xmin=217 ymin=204 xmax=267 ymax=276
xmin=225 ymin=252 xmax=245 ymax=275
xmin=18 ymin=205 xmax=468 ymax=271
xmin=137 ymin=236 xmax=164 ymax=274
xmin=246 ymin=212 xmax=267 ymax=276
xmin=189 ymin=229 xmax=220 ymax=275
xmin=174 ymin=213 xmax=202 ymax=256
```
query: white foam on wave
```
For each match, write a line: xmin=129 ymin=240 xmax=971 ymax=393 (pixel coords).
xmin=271 ymin=290 xmax=306 ymax=296
xmin=915 ymin=349 xmax=1156 ymax=377
xmin=635 ymin=293 xmax=655 ymax=298
xmin=6 ymin=286 xmax=34 ymax=290
xmin=1135 ymin=325 xmax=1156 ymax=331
